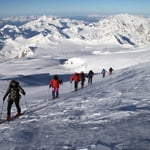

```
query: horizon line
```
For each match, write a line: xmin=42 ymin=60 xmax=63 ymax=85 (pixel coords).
xmin=0 ymin=12 xmax=150 ymax=19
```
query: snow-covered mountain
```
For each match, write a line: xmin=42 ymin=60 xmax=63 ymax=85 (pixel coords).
xmin=0 ymin=14 xmax=150 ymax=150
xmin=0 ymin=14 xmax=149 ymax=59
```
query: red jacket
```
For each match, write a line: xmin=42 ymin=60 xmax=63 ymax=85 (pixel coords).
xmin=50 ymin=79 xmax=60 ymax=88
xmin=70 ymin=73 xmax=80 ymax=82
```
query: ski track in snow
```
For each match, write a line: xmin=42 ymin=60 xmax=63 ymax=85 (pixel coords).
xmin=0 ymin=14 xmax=150 ymax=150
xmin=0 ymin=64 xmax=150 ymax=150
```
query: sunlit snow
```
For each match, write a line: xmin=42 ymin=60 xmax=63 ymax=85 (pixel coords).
xmin=0 ymin=14 xmax=150 ymax=150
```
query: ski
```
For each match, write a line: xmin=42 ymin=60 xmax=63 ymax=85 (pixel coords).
xmin=0 ymin=110 xmax=27 ymax=124
xmin=48 ymin=97 xmax=59 ymax=101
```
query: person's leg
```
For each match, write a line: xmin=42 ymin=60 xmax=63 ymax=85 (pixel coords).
xmin=81 ymin=80 xmax=84 ymax=88
xmin=89 ymin=77 xmax=92 ymax=84
xmin=91 ymin=77 xmax=93 ymax=84
xmin=103 ymin=73 xmax=105 ymax=78
xmin=7 ymin=100 xmax=13 ymax=119
xmin=52 ymin=88 xmax=55 ymax=98
xmin=15 ymin=100 xmax=21 ymax=115
xmin=55 ymin=87 xmax=59 ymax=98
xmin=74 ymin=82 xmax=78 ymax=91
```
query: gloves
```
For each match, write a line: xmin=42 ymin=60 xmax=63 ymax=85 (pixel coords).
xmin=3 ymin=97 xmax=5 ymax=102
xmin=59 ymin=80 xmax=63 ymax=84
xmin=49 ymin=85 xmax=51 ymax=88
xmin=22 ymin=90 xmax=26 ymax=95
xmin=70 ymin=80 xmax=72 ymax=83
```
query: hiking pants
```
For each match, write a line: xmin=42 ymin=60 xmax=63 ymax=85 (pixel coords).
xmin=88 ymin=77 xmax=93 ymax=84
xmin=74 ymin=81 xmax=78 ymax=91
xmin=7 ymin=99 xmax=21 ymax=116
xmin=103 ymin=73 xmax=105 ymax=78
xmin=52 ymin=87 xmax=59 ymax=98
xmin=81 ymin=80 xmax=85 ymax=88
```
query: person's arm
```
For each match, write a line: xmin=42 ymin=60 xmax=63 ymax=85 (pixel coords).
xmin=3 ymin=87 xmax=10 ymax=101
xmin=19 ymin=86 xmax=26 ymax=95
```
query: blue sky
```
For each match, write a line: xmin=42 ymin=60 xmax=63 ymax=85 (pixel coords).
xmin=0 ymin=0 xmax=150 ymax=17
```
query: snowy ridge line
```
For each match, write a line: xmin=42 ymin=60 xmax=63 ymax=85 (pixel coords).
xmin=0 ymin=14 xmax=150 ymax=59
xmin=0 ymin=23 xmax=150 ymax=149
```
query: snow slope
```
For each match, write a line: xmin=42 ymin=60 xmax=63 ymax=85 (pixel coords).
xmin=0 ymin=60 xmax=150 ymax=150
xmin=0 ymin=14 xmax=150 ymax=150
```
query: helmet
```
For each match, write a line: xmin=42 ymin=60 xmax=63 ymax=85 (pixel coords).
xmin=53 ymin=75 xmax=58 ymax=80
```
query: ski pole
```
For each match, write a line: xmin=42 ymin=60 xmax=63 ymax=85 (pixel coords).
xmin=70 ymin=81 xmax=73 ymax=92
xmin=47 ymin=87 xmax=51 ymax=100
xmin=0 ymin=101 xmax=4 ymax=119
xmin=24 ymin=95 xmax=28 ymax=110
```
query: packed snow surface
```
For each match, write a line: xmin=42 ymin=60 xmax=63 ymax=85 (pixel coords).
xmin=0 ymin=14 xmax=150 ymax=150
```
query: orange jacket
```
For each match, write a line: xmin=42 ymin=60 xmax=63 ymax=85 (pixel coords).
xmin=50 ymin=79 xmax=60 ymax=88
xmin=70 ymin=73 xmax=80 ymax=82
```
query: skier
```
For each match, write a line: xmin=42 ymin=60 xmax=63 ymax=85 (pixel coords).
xmin=70 ymin=72 xmax=80 ymax=91
xmin=87 ymin=70 xmax=94 ymax=84
xmin=49 ymin=75 xmax=62 ymax=99
xmin=80 ymin=71 xmax=85 ymax=88
xmin=3 ymin=80 xmax=26 ymax=121
xmin=101 ymin=68 xmax=107 ymax=78
xmin=109 ymin=67 xmax=114 ymax=75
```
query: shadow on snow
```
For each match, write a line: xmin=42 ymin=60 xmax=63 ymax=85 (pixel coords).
xmin=1 ymin=73 xmax=73 ymax=87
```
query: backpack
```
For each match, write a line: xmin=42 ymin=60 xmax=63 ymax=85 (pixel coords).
xmin=88 ymin=70 xmax=94 ymax=77
xmin=9 ymin=80 xmax=20 ymax=100
xmin=80 ymin=72 xmax=85 ymax=81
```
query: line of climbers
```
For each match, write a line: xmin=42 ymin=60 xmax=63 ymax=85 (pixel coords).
xmin=49 ymin=68 xmax=113 ymax=99
xmin=101 ymin=67 xmax=114 ymax=78
xmin=2 ymin=68 xmax=113 ymax=121
xmin=48 ymin=70 xmax=94 ymax=100
xmin=69 ymin=70 xmax=94 ymax=91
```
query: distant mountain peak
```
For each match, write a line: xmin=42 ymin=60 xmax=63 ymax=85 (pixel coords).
xmin=0 ymin=14 xmax=149 ymax=59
